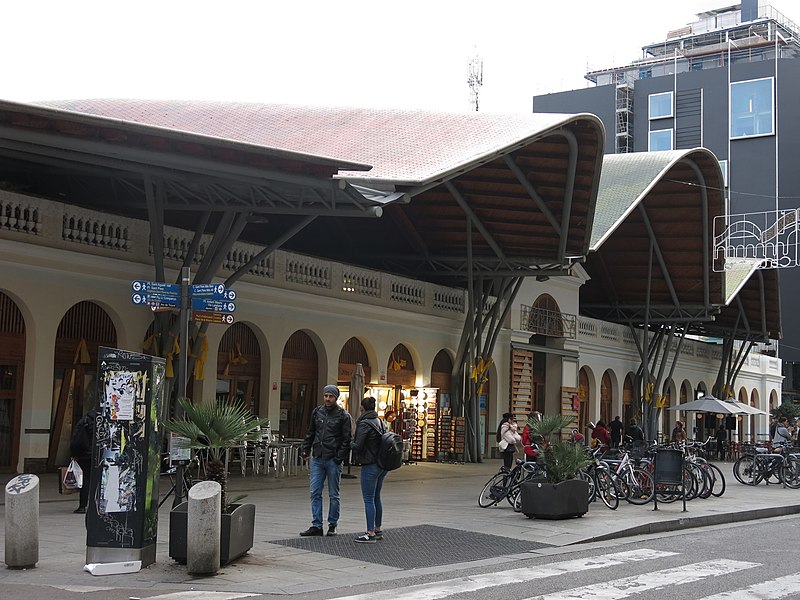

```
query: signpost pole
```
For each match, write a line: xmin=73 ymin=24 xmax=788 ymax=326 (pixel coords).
xmin=174 ymin=266 xmax=191 ymax=507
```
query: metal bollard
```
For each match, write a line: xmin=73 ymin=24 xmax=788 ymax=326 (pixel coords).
xmin=187 ymin=481 xmax=221 ymax=575
xmin=4 ymin=474 xmax=39 ymax=569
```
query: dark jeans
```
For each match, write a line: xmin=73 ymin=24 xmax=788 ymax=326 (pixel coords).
xmin=502 ymin=448 xmax=516 ymax=470
xmin=359 ymin=463 xmax=387 ymax=532
xmin=76 ymin=457 xmax=91 ymax=509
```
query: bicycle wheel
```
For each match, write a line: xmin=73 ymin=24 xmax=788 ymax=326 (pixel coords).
xmin=780 ymin=456 xmax=800 ymax=489
xmin=705 ymin=462 xmax=726 ymax=497
xmin=690 ymin=463 xmax=713 ymax=499
xmin=733 ymin=455 xmax=758 ymax=486
xmin=624 ymin=468 xmax=655 ymax=505
xmin=594 ymin=468 xmax=619 ymax=510
xmin=576 ymin=468 xmax=596 ymax=503
xmin=478 ymin=472 xmax=506 ymax=507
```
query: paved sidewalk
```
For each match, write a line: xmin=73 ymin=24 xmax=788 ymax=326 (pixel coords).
xmin=2 ymin=459 xmax=800 ymax=596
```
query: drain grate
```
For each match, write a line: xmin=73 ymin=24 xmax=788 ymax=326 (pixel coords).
xmin=271 ymin=524 xmax=551 ymax=568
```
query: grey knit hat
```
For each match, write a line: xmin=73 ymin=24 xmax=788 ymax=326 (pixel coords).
xmin=322 ymin=384 xmax=340 ymax=399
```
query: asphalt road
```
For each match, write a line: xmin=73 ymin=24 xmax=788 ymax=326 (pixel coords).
xmin=2 ymin=515 xmax=798 ymax=600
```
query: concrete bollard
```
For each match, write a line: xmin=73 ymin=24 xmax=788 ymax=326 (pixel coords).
xmin=4 ymin=474 xmax=39 ymax=569
xmin=187 ymin=480 xmax=221 ymax=575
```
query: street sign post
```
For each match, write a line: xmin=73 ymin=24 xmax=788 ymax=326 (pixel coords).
xmin=191 ymin=297 xmax=236 ymax=313
xmin=192 ymin=310 xmax=235 ymax=324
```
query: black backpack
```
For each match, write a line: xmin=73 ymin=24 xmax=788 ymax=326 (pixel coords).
xmin=367 ymin=420 xmax=404 ymax=471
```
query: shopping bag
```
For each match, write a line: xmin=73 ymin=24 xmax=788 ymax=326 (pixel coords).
xmin=59 ymin=466 xmax=78 ymax=495
xmin=62 ymin=459 xmax=83 ymax=490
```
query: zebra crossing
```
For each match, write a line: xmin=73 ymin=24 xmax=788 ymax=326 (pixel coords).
xmin=330 ymin=548 xmax=794 ymax=600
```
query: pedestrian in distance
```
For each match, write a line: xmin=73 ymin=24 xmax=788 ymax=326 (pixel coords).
xmin=609 ymin=416 xmax=624 ymax=448
xmin=300 ymin=384 xmax=352 ymax=537
xmin=591 ymin=419 xmax=611 ymax=451
xmin=521 ymin=410 xmax=542 ymax=462
xmin=497 ymin=412 xmax=521 ymax=471
xmin=671 ymin=420 xmax=687 ymax=444
xmin=773 ymin=416 xmax=793 ymax=447
xmin=69 ymin=410 xmax=95 ymax=514
xmin=626 ymin=419 xmax=645 ymax=442
xmin=350 ymin=396 xmax=388 ymax=543
xmin=715 ymin=423 xmax=728 ymax=461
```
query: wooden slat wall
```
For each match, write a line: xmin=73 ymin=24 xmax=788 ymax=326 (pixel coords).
xmin=510 ymin=348 xmax=534 ymax=421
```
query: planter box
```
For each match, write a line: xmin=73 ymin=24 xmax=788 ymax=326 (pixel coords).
xmin=169 ymin=502 xmax=255 ymax=565
xmin=520 ymin=478 xmax=589 ymax=520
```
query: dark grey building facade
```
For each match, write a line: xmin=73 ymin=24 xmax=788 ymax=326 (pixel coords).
xmin=533 ymin=1 xmax=800 ymax=396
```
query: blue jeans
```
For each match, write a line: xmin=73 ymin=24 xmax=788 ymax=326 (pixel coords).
xmin=360 ymin=463 xmax=387 ymax=532
xmin=309 ymin=457 xmax=342 ymax=528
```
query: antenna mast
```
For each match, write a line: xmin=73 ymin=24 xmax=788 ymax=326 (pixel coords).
xmin=467 ymin=50 xmax=483 ymax=112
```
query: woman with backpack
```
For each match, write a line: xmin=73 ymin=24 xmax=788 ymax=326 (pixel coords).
xmin=350 ymin=396 xmax=388 ymax=544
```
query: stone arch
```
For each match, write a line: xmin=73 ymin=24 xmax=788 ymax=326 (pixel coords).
xmin=600 ymin=370 xmax=614 ymax=424
xmin=578 ymin=365 xmax=596 ymax=435
xmin=0 ymin=291 xmax=25 ymax=472
xmin=430 ymin=348 xmax=454 ymax=393
xmin=623 ymin=372 xmax=636 ymax=426
xmin=280 ymin=330 xmax=321 ymax=438
xmin=528 ymin=293 xmax=565 ymax=337
xmin=50 ymin=300 xmax=117 ymax=468
xmin=386 ymin=343 xmax=416 ymax=387
xmin=216 ymin=322 xmax=262 ymax=416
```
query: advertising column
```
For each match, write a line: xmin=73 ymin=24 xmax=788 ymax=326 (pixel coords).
xmin=86 ymin=347 xmax=166 ymax=567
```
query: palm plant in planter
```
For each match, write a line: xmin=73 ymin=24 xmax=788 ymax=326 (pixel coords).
xmin=519 ymin=414 xmax=592 ymax=519
xmin=161 ymin=397 xmax=269 ymax=565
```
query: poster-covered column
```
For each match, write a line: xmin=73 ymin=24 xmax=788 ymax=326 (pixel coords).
xmin=86 ymin=347 xmax=166 ymax=567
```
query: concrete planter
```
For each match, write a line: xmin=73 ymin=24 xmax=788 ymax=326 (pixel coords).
xmin=520 ymin=478 xmax=589 ymax=520
xmin=169 ymin=502 xmax=255 ymax=565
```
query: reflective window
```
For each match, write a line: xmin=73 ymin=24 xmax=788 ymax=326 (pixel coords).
xmin=730 ymin=78 xmax=774 ymax=139
xmin=649 ymin=92 xmax=673 ymax=119
xmin=649 ymin=129 xmax=673 ymax=151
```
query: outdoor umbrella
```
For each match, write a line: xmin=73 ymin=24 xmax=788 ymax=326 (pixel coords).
xmin=667 ymin=395 xmax=744 ymax=415
xmin=344 ymin=363 xmax=366 ymax=479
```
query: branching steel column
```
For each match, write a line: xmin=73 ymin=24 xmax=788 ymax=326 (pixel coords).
xmin=638 ymin=203 xmax=680 ymax=308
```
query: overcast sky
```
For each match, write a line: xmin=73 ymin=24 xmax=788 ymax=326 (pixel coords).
xmin=1 ymin=1 xmax=761 ymax=114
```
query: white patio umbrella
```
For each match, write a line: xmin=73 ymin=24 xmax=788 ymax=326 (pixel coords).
xmin=667 ymin=395 xmax=744 ymax=414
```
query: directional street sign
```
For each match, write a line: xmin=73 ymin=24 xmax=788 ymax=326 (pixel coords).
xmin=131 ymin=292 xmax=179 ymax=308
xmin=131 ymin=280 xmax=180 ymax=295
xmin=189 ymin=283 xmax=236 ymax=299
xmin=192 ymin=310 xmax=235 ymax=324
xmin=191 ymin=297 xmax=236 ymax=313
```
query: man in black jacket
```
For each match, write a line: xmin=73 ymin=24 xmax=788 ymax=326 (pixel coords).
xmin=300 ymin=384 xmax=352 ymax=537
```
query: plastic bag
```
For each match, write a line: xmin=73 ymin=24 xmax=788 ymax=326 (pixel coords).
xmin=63 ymin=459 xmax=83 ymax=489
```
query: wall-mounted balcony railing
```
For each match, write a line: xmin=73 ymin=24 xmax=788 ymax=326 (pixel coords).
xmin=520 ymin=305 xmax=577 ymax=339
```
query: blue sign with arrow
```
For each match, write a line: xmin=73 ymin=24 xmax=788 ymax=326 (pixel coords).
xmin=190 ymin=283 xmax=236 ymax=300
xmin=191 ymin=297 xmax=236 ymax=313
xmin=131 ymin=292 xmax=180 ymax=308
xmin=131 ymin=280 xmax=180 ymax=295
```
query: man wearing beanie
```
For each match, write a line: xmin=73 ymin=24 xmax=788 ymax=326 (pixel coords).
xmin=300 ymin=384 xmax=352 ymax=537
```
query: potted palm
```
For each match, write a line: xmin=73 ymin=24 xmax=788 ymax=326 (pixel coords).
xmin=162 ymin=397 xmax=269 ymax=565
xmin=519 ymin=414 xmax=592 ymax=519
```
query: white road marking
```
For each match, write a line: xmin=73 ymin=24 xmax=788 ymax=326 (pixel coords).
xmin=531 ymin=559 xmax=760 ymax=600
xmin=144 ymin=593 xmax=258 ymax=600
xmin=698 ymin=572 xmax=800 ymax=599
xmin=334 ymin=549 xmax=677 ymax=600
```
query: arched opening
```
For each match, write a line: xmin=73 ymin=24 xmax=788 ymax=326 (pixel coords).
xmin=216 ymin=322 xmax=261 ymax=416
xmin=600 ymin=371 xmax=612 ymax=424
xmin=623 ymin=374 xmax=635 ymax=428
xmin=50 ymin=301 xmax=117 ymax=469
xmin=528 ymin=293 xmax=564 ymax=337
xmin=0 ymin=291 xmax=25 ymax=472
xmin=280 ymin=331 xmax=319 ymax=439
xmin=578 ymin=368 xmax=590 ymax=434
xmin=337 ymin=337 xmax=371 ymax=414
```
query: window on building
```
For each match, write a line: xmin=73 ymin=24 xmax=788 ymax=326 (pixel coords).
xmin=730 ymin=78 xmax=774 ymax=139
xmin=649 ymin=92 xmax=673 ymax=119
xmin=719 ymin=159 xmax=729 ymax=187
xmin=649 ymin=129 xmax=673 ymax=151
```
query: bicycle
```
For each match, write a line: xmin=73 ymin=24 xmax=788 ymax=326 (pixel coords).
xmin=602 ymin=448 xmax=655 ymax=505
xmin=580 ymin=446 xmax=619 ymax=510
xmin=478 ymin=458 xmax=544 ymax=509
xmin=159 ymin=454 xmax=203 ymax=507
xmin=733 ymin=443 xmax=800 ymax=488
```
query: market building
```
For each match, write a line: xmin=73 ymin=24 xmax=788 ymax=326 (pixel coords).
xmin=0 ymin=99 xmax=780 ymax=474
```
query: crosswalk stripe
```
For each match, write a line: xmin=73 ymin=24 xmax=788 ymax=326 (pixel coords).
xmin=142 ymin=593 xmax=258 ymax=600
xmin=698 ymin=572 xmax=800 ymax=599
xmin=531 ymin=559 xmax=760 ymax=600
xmin=334 ymin=549 xmax=677 ymax=600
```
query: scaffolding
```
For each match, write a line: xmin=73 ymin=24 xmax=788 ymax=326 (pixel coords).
xmin=615 ymin=81 xmax=634 ymax=154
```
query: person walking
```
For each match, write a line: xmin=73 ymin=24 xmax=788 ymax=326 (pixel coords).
xmin=69 ymin=410 xmax=95 ymax=514
xmin=350 ymin=396 xmax=388 ymax=544
xmin=609 ymin=416 xmax=624 ymax=448
xmin=626 ymin=419 xmax=645 ymax=442
xmin=671 ymin=420 xmax=687 ymax=444
xmin=715 ymin=423 xmax=728 ymax=461
xmin=300 ymin=384 xmax=352 ymax=537
xmin=497 ymin=413 xmax=521 ymax=471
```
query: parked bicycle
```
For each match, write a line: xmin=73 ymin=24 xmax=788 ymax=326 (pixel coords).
xmin=159 ymin=453 xmax=203 ymax=507
xmin=478 ymin=458 xmax=544 ymax=509
xmin=733 ymin=443 xmax=800 ymax=488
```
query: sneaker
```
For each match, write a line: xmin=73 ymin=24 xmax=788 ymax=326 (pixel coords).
xmin=299 ymin=526 xmax=323 ymax=537
xmin=74 ymin=507 xmax=86 ymax=514
xmin=326 ymin=525 xmax=337 ymax=536
xmin=374 ymin=530 xmax=384 ymax=541
xmin=354 ymin=533 xmax=377 ymax=543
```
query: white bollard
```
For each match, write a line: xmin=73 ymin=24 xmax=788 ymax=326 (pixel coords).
xmin=187 ymin=480 xmax=221 ymax=575
xmin=4 ymin=474 xmax=39 ymax=568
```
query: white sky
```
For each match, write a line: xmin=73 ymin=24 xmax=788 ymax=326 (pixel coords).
xmin=2 ymin=1 xmax=733 ymax=114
